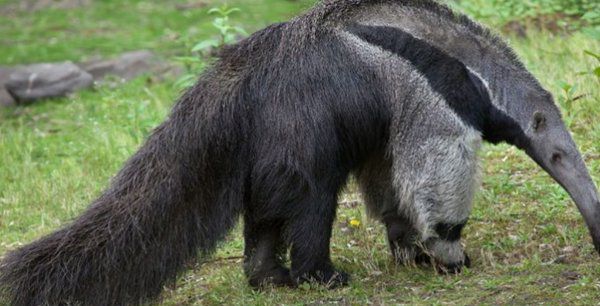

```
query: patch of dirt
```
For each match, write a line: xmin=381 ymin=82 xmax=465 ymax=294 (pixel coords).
xmin=1 ymin=0 xmax=91 ymax=15
xmin=560 ymin=270 xmax=581 ymax=281
xmin=501 ymin=13 xmax=584 ymax=37
xmin=533 ymin=270 xmax=581 ymax=292
xmin=175 ymin=1 xmax=209 ymax=11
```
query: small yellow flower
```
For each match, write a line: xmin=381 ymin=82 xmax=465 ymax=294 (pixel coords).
xmin=349 ymin=219 xmax=361 ymax=228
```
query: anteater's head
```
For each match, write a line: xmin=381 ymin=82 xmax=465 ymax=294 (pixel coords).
xmin=471 ymin=69 xmax=600 ymax=254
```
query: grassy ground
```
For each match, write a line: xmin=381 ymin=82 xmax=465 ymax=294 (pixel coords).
xmin=1 ymin=0 xmax=599 ymax=305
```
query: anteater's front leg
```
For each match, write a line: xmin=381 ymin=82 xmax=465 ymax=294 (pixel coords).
xmin=358 ymin=155 xmax=423 ymax=264
xmin=386 ymin=127 xmax=481 ymax=273
xmin=381 ymin=211 xmax=422 ymax=265
xmin=400 ymin=136 xmax=479 ymax=272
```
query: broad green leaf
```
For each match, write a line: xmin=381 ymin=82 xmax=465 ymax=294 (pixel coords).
xmin=584 ymin=50 xmax=600 ymax=61
xmin=192 ymin=39 xmax=219 ymax=52
xmin=234 ymin=27 xmax=248 ymax=36
xmin=224 ymin=8 xmax=241 ymax=15
xmin=223 ymin=33 xmax=237 ymax=44
xmin=208 ymin=8 xmax=222 ymax=15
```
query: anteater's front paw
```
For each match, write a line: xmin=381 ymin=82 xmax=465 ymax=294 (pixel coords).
xmin=390 ymin=244 xmax=420 ymax=266
xmin=435 ymin=252 xmax=471 ymax=274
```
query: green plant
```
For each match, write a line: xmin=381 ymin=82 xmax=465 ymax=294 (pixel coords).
xmin=562 ymin=49 xmax=600 ymax=128
xmin=191 ymin=6 xmax=248 ymax=53
xmin=583 ymin=50 xmax=600 ymax=81
xmin=452 ymin=0 xmax=600 ymax=35
xmin=174 ymin=5 xmax=248 ymax=89
xmin=557 ymin=81 xmax=578 ymax=127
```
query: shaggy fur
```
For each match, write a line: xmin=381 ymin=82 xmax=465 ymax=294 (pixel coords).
xmin=2 ymin=0 xmax=599 ymax=305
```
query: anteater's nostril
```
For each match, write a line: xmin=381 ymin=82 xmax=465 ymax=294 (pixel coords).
xmin=551 ymin=152 xmax=562 ymax=163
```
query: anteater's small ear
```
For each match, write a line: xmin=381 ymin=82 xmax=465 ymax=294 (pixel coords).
xmin=466 ymin=68 xmax=492 ymax=104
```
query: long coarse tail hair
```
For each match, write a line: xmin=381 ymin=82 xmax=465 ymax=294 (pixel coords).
xmin=0 ymin=70 xmax=248 ymax=305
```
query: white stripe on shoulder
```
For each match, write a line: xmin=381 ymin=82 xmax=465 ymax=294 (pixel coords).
xmin=466 ymin=66 xmax=491 ymax=94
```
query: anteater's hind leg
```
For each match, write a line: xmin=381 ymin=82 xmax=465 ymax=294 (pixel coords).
xmin=250 ymin=163 xmax=349 ymax=288
xmin=284 ymin=189 xmax=349 ymax=288
xmin=243 ymin=217 xmax=293 ymax=288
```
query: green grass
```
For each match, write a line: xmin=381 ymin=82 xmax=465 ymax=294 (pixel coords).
xmin=0 ymin=0 xmax=313 ymax=64
xmin=1 ymin=0 xmax=600 ymax=305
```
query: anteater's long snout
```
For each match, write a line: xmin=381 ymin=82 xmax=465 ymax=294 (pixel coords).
xmin=525 ymin=129 xmax=600 ymax=253
xmin=548 ymin=151 xmax=600 ymax=253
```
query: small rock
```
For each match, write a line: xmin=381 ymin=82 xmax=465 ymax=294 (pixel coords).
xmin=370 ymin=270 xmax=383 ymax=276
xmin=551 ymin=254 xmax=569 ymax=264
xmin=0 ymin=67 xmax=17 ymax=107
xmin=561 ymin=270 xmax=581 ymax=281
xmin=561 ymin=246 xmax=576 ymax=254
xmin=5 ymin=61 xmax=93 ymax=104
xmin=339 ymin=200 xmax=361 ymax=208
xmin=80 ymin=50 xmax=179 ymax=82
xmin=0 ymin=90 xmax=15 ymax=106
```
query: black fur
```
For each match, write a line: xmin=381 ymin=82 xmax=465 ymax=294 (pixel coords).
xmin=231 ymin=20 xmax=390 ymax=289
xmin=434 ymin=222 xmax=466 ymax=242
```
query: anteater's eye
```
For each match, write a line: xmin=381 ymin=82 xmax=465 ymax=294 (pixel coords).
xmin=533 ymin=112 xmax=546 ymax=131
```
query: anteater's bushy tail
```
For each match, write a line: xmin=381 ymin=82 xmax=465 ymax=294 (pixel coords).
xmin=0 ymin=85 xmax=246 ymax=305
